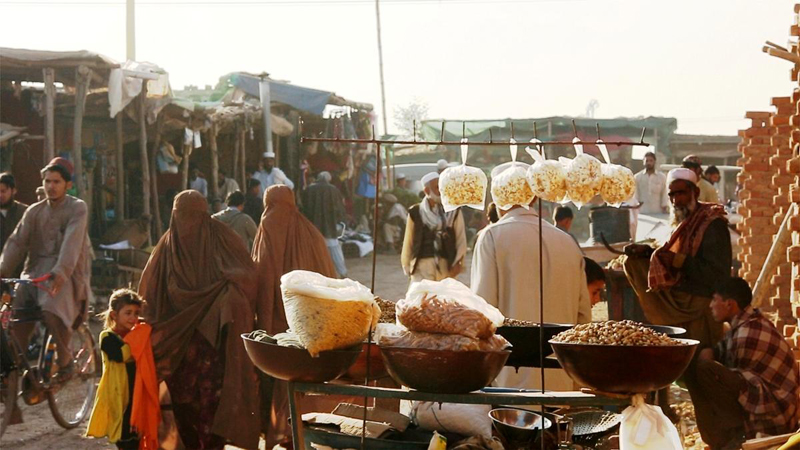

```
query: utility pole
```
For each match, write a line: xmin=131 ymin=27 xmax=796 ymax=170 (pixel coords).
xmin=375 ymin=0 xmax=388 ymax=136
xmin=126 ymin=0 xmax=135 ymax=60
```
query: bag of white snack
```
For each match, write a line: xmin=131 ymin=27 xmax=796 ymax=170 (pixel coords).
xmin=565 ymin=137 xmax=603 ymax=209
xmin=440 ymin=138 xmax=488 ymax=212
xmin=596 ymin=140 xmax=636 ymax=207
xmin=396 ymin=278 xmax=505 ymax=340
xmin=619 ymin=395 xmax=682 ymax=450
xmin=526 ymin=139 xmax=567 ymax=203
xmin=281 ymin=270 xmax=380 ymax=357
xmin=491 ymin=139 xmax=535 ymax=210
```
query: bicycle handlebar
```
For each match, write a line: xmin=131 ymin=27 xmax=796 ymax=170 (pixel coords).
xmin=1 ymin=273 xmax=53 ymax=287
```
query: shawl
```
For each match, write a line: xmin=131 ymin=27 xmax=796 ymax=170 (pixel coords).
xmin=648 ymin=202 xmax=727 ymax=291
xmin=138 ymin=190 xmax=260 ymax=449
xmin=419 ymin=196 xmax=444 ymax=230
xmin=124 ymin=323 xmax=160 ymax=450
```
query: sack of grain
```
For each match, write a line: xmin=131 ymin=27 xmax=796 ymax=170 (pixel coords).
xmin=281 ymin=270 xmax=380 ymax=357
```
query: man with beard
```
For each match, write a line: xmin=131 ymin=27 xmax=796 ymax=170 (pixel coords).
xmin=252 ymin=151 xmax=294 ymax=197
xmin=401 ymin=172 xmax=466 ymax=282
xmin=0 ymin=173 xmax=28 ymax=256
xmin=623 ymin=168 xmax=731 ymax=349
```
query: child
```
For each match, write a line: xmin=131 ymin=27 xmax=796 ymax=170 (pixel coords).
xmin=86 ymin=289 xmax=143 ymax=449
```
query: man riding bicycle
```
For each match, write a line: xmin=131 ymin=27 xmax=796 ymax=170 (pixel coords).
xmin=0 ymin=158 xmax=92 ymax=382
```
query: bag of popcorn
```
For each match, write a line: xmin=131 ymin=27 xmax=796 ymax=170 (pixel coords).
xmin=596 ymin=140 xmax=636 ymax=207
xmin=565 ymin=137 xmax=603 ymax=208
xmin=439 ymin=138 xmax=487 ymax=212
xmin=491 ymin=139 xmax=534 ymax=210
xmin=525 ymin=139 xmax=567 ymax=203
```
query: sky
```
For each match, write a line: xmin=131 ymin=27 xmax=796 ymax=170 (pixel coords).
xmin=0 ymin=0 xmax=797 ymax=136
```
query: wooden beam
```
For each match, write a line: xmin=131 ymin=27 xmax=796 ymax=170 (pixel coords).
xmin=115 ymin=113 xmax=125 ymax=221
xmin=138 ymin=85 xmax=151 ymax=245
xmin=210 ymin=122 xmax=220 ymax=201
xmin=150 ymin=113 xmax=165 ymax=239
xmin=72 ymin=65 xmax=92 ymax=199
xmin=240 ymin=125 xmax=247 ymax=191
xmin=233 ymin=122 xmax=241 ymax=185
xmin=763 ymin=46 xmax=800 ymax=65
xmin=181 ymin=140 xmax=191 ymax=192
xmin=43 ymin=67 xmax=55 ymax=162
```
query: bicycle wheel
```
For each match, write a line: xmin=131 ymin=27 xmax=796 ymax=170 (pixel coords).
xmin=0 ymin=369 xmax=19 ymax=438
xmin=46 ymin=324 xmax=98 ymax=429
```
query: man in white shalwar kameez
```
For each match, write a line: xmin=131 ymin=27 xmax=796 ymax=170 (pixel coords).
xmin=471 ymin=199 xmax=592 ymax=391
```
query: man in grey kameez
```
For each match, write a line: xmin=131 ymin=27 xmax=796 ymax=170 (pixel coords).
xmin=0 ymin=158 xmax=92 ymax=371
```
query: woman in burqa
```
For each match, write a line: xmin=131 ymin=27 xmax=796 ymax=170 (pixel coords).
xmin=138 ymin=190 xmax=260 ymax=449
xmin=252 ymin=184 xmax=337 ymax=446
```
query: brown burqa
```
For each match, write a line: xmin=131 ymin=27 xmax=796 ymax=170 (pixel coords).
xmin=138 ymin=190 xmax=260 ymax=449
xmin=252 ymin=185 xmax=337 ymax=446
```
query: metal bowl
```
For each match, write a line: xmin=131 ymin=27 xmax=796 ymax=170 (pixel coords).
xmin=497 ymin=323 xmax=573 ymax=368
xmin=241 ymin=333 xmax=361 ymax=383
xmin=489 ymin=408 xmax=551 ymax=445
xmin=549 ymin=338 xmax=699 ymax=394
xmin=646 ymin=325 xmax=687 ymax=338
xmin=379 ymin=347 xmax=510 ymax=394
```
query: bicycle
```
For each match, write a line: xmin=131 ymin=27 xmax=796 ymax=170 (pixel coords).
xmin=0 ymin=275 xmax=98 ymax=438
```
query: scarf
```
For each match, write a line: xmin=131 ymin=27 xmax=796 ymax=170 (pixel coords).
xmin=419 ymin=196 xmax=445 ymax=230
xmin=648 ymin=202 xmax=727 ymax=291
xmin=124 ymin=323 xmax=160 ymax=450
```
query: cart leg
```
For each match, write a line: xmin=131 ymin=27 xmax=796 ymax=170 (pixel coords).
xmin=288 ymin=382 xmax=306 ymax=450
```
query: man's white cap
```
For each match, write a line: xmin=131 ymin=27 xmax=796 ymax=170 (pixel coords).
xmin=396 ymin=172 xmax=407 ymax=180
xmin=263 ymin=151 xmax=276 ymax=159
xmin=436 ymin=159 xmax=449 ymax=171
xmin=667 ymin=168 xmax=697 ymax=186
xmin=421 ymin=172 xmax=440 ymax=187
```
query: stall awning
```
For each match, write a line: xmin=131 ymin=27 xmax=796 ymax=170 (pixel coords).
xmin=230 ymin=73 xmax=332 ymax=116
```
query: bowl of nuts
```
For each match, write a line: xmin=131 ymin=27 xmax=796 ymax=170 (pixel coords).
xmin=548 ymin=320 xmax=698 ymax=394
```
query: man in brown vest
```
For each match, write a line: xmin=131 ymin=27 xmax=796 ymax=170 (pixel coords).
xmin=401 ymin=172 xmax=466 ymax=283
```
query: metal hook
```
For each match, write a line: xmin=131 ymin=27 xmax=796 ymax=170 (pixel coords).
xmin=413 ymin=120 xmax=417 ymax=142
xmin=571 ymin=119 xmax=578 ymax=139
xmin=462 ymin=121 xmax=466 ymax=140
xmin=595 ymin=123 xmax=601 ymax=141
xmin=533 ymin=121 xmax=538 ymax=139
xmin=441 ymin=121 xmax=446 ymax=143
xmin=639 ymin=127 xmax=646 ymax=144
xmin=510 ymin=122 xmax=515 ymax=141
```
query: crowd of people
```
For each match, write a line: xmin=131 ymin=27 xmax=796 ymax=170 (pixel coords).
xmin=0 ymin=149 xmax=797 ymax=450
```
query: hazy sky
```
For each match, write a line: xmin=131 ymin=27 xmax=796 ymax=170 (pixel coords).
xmin=1 ymin=0 xmax=797 ymax=135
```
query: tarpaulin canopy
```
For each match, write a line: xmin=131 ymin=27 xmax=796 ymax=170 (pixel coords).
xmin=230 ymin=73 xmax=333 ymax=116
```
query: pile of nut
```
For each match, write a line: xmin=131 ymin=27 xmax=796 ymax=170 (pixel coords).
xmin=551 ymin=320 xmax=685 ymax=346
xmin=375 ymin=297 xmax=397 ymax=324
xmin=440 ymin=168 xmax=487 ymax=208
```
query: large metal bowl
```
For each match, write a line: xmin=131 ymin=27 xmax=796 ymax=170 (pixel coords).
xmin=242 ymin=334 xmax=361 ymax=383
xmin=497 ymin=323 xmax=573 ymax=368
xmin=549 ymin=338 xmax=699 ymax=394
xmin=379 ymin=347 xmax=510 ymax=394
xmin=489 ymin=408 xmax=551 ymax=447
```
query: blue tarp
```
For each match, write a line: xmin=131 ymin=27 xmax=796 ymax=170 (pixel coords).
xmin=231 ymin=73 xmax=332 ymax=116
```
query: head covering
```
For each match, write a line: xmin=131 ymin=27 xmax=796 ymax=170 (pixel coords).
xmin=421 ymin=172 xmax=439 ymax=188
xmin=47 ymin=157 xmax=74 ymax=176
xmin=138 ymin=190 xmax=260 ymax=448
xmin=396 ymin=172 xmax=407 ymax=180
xmin=667 ymin=168 xmax=698 ymax=186
xmin=682 ymin=154 xmax=701 ymax=164
xmin=383 ymin=193 xmax=398 ymax=204
xmin=317 ymin=171 xmax=332 ymax=183
xmin=263 ymin=151 xmax=276 ymax=159
xmin=251 ymin=185 xmax=337 ymax=445
xmin=437 ymin=159 xmax=449 ymax=171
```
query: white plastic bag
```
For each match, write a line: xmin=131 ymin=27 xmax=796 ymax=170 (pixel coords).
xmin=565 ymin=137 xmax=602 ymax=209
xmin=396 ymin=278 xmax=504 ymax=339
xmin=526 ymin=139 xmax=567 ymax=203
xmin=440 ymin=138 xmax=488 ymax=212
xmin=491 ymin=139 xmax=535 ymax=210
xmin=596 ymin=140 xmax=636 ymax=207
xmin=619 ymin=395 xmax=682 ymax=450
xmin=413 ymin=402 xmax=492 ymax=439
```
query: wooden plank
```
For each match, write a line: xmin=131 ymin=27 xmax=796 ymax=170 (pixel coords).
xmin=115 ymin=113 xmax=125 ymax=221
xmin=233 ymin=122 xmax=241 ymax=185
xmin=240 ymin=126 xmax=247 ymax=190
xmin=150 ymin=113 xmax=165 ymax=238
xmin=43 ymin=68 xmax=55 ymax=161
xmin=138 ymin=85 xmax=151 ymax=245
xmin=181 ymin=141 xmax=191 ymax=191
xmin=72 ymin=65 xmax=92 ymax=199
xmin=210 ymin=122 xmax=220 ymax=201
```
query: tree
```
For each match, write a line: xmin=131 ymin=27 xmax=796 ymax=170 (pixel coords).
xmin=393 ymin=98 xmax=429 ymax=138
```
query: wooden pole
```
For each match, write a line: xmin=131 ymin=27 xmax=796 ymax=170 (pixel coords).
xmin=43 ymin=67 xmax=55 ymax=162
xmin=240 ymin=126 xmax=247 ymax=190
xmin=233 ymin=122 xmax=241 ymax=185
xmin=115 ymin=113 xmax=125 ymax=221
xmin=210 ymin=122 xmax=220 ymax=201
xmin=150 ymin=113 xmax=164 ymax=238
xmin=181 ymin=141 xmax=191 ymax=191
xmin=138 ymin=85 xmax=151 ymax=244
xmin=73 ymin=65 xmax=92 ymax=199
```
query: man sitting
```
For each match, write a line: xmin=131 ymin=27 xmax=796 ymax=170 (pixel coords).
xmin=684 ymin=277 xmax=799 ymax=449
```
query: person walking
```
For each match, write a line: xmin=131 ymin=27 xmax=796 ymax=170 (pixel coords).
xmin=303 ymin=172 xmax=347 ymax=277
xmin=212 ymin=191 xmax=258 ymax=251
xmin=634 ymin=151 xmax=669 ymax=215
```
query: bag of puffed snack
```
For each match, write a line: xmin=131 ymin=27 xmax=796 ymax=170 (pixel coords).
xmin=526 ymin=139 xmax=567 ymax=203
xmin=396 ymin=278 xmax=504 ymax=339
xmin=565 ymin=137 xmax=603 ymax=208
xmin=596 ymin=140 xmax=636 ymax=207
xmin=440 ymin=138 xmax=488 ymax=212
xmin=281 ymin=270 xmax=380 ymax=357
xmin=491 ymin=139 xmax=534 ymax=211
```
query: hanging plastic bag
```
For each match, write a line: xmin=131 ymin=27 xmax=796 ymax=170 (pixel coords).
xmin=619 ymin=395 xmax=682 ymax=450
xmin=396 ymin=278 xmax=504 ymax=339
xmin=490 ymin=138 xmax=534 ymax=210
xmin=565 ymin=137 xmax=603 ymax=208
xmin=596 ymin=140 xmax=637 ymax=207
xmin=526 ymin=139 xmax=567 ymax=203
xmin=440 ymin=138 xmax=488 ymax=212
